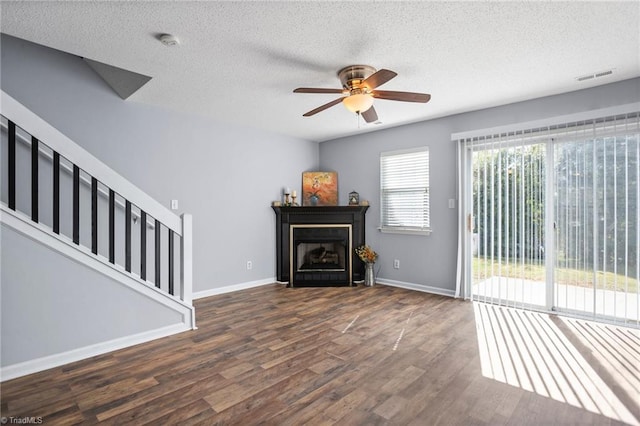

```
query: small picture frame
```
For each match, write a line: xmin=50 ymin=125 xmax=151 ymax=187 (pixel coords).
xmin=349 ymin=191 xmax=360 ymax=205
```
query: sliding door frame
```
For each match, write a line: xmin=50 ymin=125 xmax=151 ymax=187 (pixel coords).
xmin=544 ymin=139 xmax=555 ymax=310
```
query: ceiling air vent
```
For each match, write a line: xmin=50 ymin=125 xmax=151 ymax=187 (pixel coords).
xmin=576 ymin=74 xmax=595 ymax=82
xmin=595 ymin=70 xmax=613 ymax=78
xmin=576 ymin=69 xmax=614 ymax=82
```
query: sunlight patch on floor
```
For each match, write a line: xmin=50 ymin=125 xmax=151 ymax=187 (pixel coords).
xmin=560 ymin=316 xmax=640 ymax=413
xmin=392 ymin=310 xmax=414 ymax=351
xmin=474 ymin=302 xmax=639 ymax=425
xmin=393 ymin=328 xmax=405 ymax=351
xmin=342 ymin=314 xmax=359 ymax=334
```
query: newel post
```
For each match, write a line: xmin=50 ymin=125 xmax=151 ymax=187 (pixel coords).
xmin=180 ymin=213 xmax=193 ymax=306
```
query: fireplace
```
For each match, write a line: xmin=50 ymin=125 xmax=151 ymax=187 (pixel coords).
xmin=290 ymin=224 xmax=352 ymax=286
xmin=272 ymin=206 xmax=368 ymax=287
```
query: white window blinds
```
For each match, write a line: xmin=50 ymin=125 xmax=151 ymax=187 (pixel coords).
xmin=380 ymin=147 xmax=430 ymax=234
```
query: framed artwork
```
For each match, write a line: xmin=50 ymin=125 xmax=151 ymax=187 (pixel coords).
xmin=302 ymin=172 xmax=338 ymax=206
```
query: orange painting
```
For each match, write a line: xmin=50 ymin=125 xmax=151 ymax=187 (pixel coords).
xmin=302 ymin=172 xmax=338 ymax=206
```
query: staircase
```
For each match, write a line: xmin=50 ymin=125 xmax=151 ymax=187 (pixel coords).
xmin=0 ymin=91 xmax=195 ymax=381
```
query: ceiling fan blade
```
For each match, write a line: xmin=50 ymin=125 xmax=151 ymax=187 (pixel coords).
xmin=361 ymin=106 xmax=378 ymax=123
xmin=294 ymin=87 xmax=345 ymax=94
xmin=302 ymin=97 xmax=345 ymax=117
xmin=362 ymin=69 xmax=397 ymax=90
xmin=372 ymin=90 xmax=431 ymax=103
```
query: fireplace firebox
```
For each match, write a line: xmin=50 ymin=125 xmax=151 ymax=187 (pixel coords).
xmin=291 ymin=224 xmax=352 ymax=286
xmin=272 ymin=206 xmax=368 ymax=287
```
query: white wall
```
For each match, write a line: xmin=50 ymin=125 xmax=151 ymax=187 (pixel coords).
xmin=1 ymin=34 xmax=319 ymax=292
xmin=320 ymin=77 xmax=640 ymax=293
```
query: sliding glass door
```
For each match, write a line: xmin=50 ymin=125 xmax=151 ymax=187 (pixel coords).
xmin=461 ymin=112 xmax=639 ymax=325
xmin=553 ymin=131 xmax=639 ymax=322
xmin=470 ymin=141 xmax=548 ymax=308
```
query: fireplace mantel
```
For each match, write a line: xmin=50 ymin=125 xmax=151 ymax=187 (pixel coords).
xmin=272 ymin=205 xmax=369 ymax=286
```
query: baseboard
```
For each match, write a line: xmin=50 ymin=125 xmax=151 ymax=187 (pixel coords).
xmin=0 ymin=323 xmax=191 ymax=382
xmin=193 ymin=278 xmax=455 ymax=299
xmin=193 ymin=278 xmax=277 ymax=299
xmin=376 ymin=278 xmax=456 ymax=298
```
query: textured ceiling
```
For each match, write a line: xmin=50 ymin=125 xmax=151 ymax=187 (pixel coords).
xmin=1 ymin=1 xmax=639 ymax=142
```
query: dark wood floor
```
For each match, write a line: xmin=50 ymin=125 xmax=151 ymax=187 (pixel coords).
xmin=1 ymin=284 xmax=639 ymax=425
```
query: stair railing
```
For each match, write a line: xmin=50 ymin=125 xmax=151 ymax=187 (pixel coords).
xmin=1 ymin=91 xmax=193 ymax=306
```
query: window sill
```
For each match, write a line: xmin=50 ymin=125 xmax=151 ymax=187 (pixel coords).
xmin=378 ymin=227 xmax=432 ymax=236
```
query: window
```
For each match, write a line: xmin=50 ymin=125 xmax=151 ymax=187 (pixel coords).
xmin=380 ymin=147 xmax=430 ymax=235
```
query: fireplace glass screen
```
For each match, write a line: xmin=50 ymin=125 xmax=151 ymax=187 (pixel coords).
xmin=296 ymin=242 xmax=346 ymax=272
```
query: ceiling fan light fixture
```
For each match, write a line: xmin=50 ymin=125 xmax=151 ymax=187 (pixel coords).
xmin=342 ymin=93 xmax=374 ymax=113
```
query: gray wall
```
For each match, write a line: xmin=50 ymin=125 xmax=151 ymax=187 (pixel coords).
xmin=319 ymin=78 xmax=640 ymax=293
xmin=0 ymin=225 xmax=183 ymax=366
xmin=1 ymin=34 xmax=319 ymax=292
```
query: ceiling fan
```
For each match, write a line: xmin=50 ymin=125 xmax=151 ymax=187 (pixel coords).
xmin=293 ymin=65 xmax=431 ymax=123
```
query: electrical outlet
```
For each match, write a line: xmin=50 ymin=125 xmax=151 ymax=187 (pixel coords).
xmin=393 ymin=259 xmax=400 ymax=269
xmin=448 ymin=198 xmax=455 ymax=209
xmin=171 ymin=199 xmax=179 ymax=210
xmin=246 ymin=261 xmax=253 ymax=270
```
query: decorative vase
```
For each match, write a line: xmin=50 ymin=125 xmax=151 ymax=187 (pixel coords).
xmin=364 ymin=262 xmax=375 ymax=287
xmin=310 ymin=194 xmax=319 ymax=206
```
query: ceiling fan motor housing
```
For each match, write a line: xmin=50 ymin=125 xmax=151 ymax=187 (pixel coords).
xmin=338 ymin=65 xmax=376 ymax=91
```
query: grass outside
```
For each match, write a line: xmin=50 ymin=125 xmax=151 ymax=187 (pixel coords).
xmin=472 ymin=256 xmax=639 ymax=293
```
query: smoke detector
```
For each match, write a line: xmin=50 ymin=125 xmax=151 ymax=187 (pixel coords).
xmin=159 ymin=34 xmax=179 ymax=47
